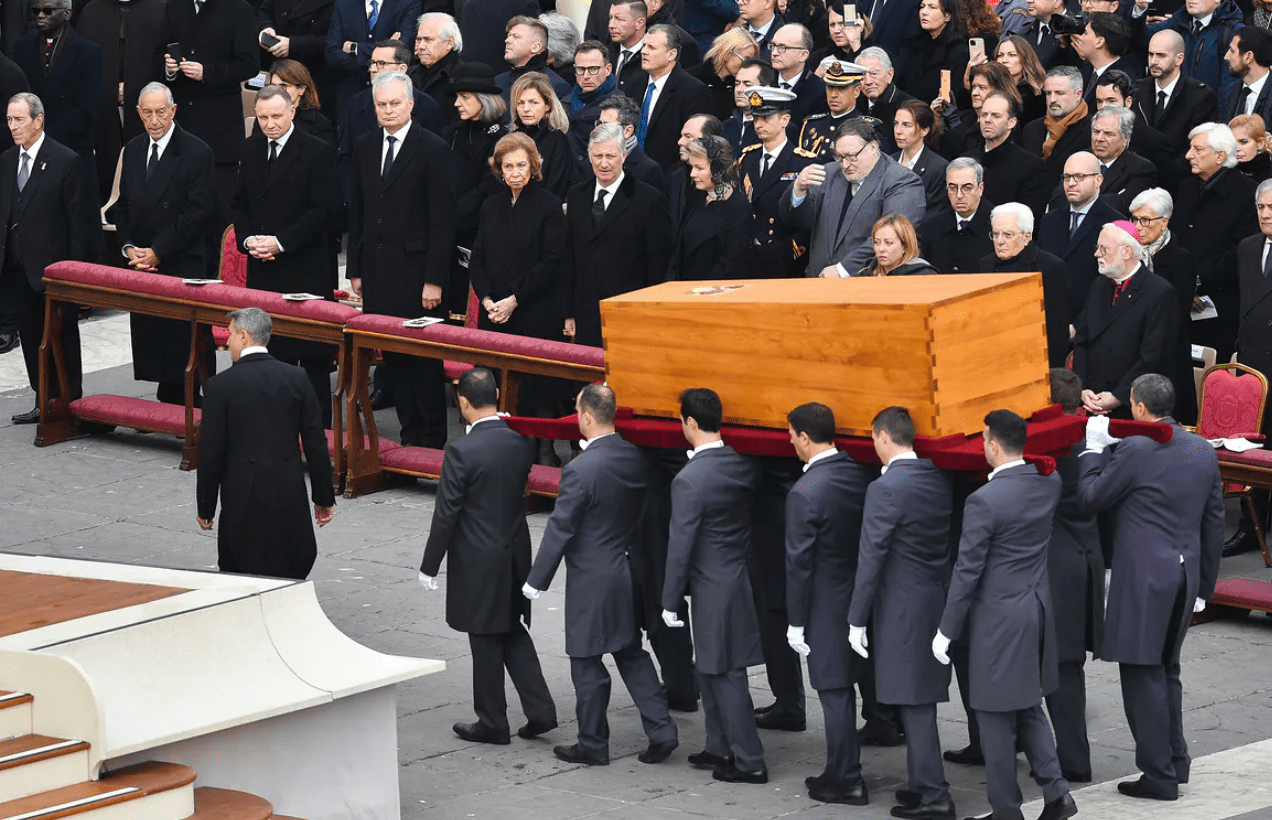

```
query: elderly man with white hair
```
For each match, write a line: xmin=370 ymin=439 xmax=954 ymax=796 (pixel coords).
xmin=1172 ymin=121 xmax=1259 ymax=362
xmin=410 ymin=12 xmax=465 ymax=123
xmin=1071 ymin=220 xmax=1182 ymax=418
xmin=854 ymin=47 xmax=913 ymax=139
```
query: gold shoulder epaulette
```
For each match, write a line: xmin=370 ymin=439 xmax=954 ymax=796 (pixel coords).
xmin=793 ymin=147 xmax=820 ymax=158
xmin=741 ymin=143 xmax=763 ymax=152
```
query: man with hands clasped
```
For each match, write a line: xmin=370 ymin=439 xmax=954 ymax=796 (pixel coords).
xmin=933 ymin=410 xmax=1078 ymax=820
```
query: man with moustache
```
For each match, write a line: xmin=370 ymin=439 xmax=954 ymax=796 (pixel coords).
xmin=1131 ymin=31 xmax=1218 ymax=153
xmin=1220 ymin=27 xmax=1272 ymax=122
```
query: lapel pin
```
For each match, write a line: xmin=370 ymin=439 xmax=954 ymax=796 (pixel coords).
xmin=39 ymin=162 xmax=46 ymax=171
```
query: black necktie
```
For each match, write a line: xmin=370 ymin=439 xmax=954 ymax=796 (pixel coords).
xmin=1069 ymin=210 xmax=1081 ymax=239
xmin=1192 ymin=18 xmax=1203 ymax=35
xmin=761 ymin=153 xmax=771 ymax=178
xmin=1038 ymin=22 xmax=1049 ymax=44
xmin=617 ymin=49 xmax=632 ymax=76
xmin=147 ymin=142 xmax=159 ymax=181
xmin=1239 ymin=84 xmax=1252 ymax=115
xmin=268 ymin=140 xmax=279 ymax=163
xmin=958 ymin=218 xmax=970 ymax=233
xmin=1155 ymin=90 xmax=1167 ymax=125
xmin=1264 ymin=241 xmax=1272 ymax=278
xmin=1099 ymin=163 xmax=1108 ymax=175
xmin=592 ymin=188 xmax=607 ymax=223
xmin=835 ymin=185 xmax=855 ymax=237
xmin=382 ymin=134 xmax=396 ymax=179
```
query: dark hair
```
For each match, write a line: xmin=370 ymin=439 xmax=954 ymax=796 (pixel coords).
xmin=1130 ymin=373 xmax=1175 ymax=417
xmin=255 ymin=84 xmax=292 ymax=107
xmin=599 ymin=93 xmax=641 ymax=129
xmin=458 ymin=367 xmax=499 ymax=408
xmin=835 ymin=116 xmax=878 ymax=145
xmin=615 ymin=0 xmax=648 ymax=17
xmin=960 ymin=0 xmax=1000 ymax=36
xmin=648 ymin=23 xmax=683 ymax=58
xmin=871 ymin=406 xmax=915 ymax=446
xmin=738 ymin=58 xmax=778 ymax=87
xmin=686 ymin=113 xmax=726 ymax=139
xmin=984 ymin=409 xmax=1027 ymax=455
xmin=981 ymin=89 xmax=1020 ymax=119
xmin=897 ymin=98 xmax=942 ymax=148
xmin=269 ymin=59 xmax=322 ymax=110
xmin=927 ymin=0 xmax=967 ymax=37
xmin=1094 ymin=68 xmax=1134 ymax=100
xmin=1087 ymin=12 xmax=1131 ymax=58
xmin=969 ymin=61 xmax=1022 ymax=110
xmin=374 ymin=38 xmax=413 ymax=67
xmin=680 ymin=388 xmax=723 ymax=432
xmin=1235 ymin=25 xmax=1272 ymax=67
xmin=578 ymin=383 xmax=617 ymax=425
xmin=788 ymin=402 xmax=837 ymax=443
xmin=574 ymin=39 xmax=612 ymax=64
xmin=1048 ymin=367 xmax=1082 ymax=414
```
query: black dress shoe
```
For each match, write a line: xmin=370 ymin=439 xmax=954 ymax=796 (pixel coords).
xmin=11 ymin=407 xmax=39 ymax=425
xmin=453 ymin=721 xmax=510 ymax=745
xmin=712 ymin=762 xmax=768 ymax=784
xmin=943 ymin=744 xmax=985 ymax=765
xmin=553 ymin=743 xmax=608 ymax=765
xmin=1117 ymin=776 xmax=1177 ymax=800
xmin=0 ymin=332 xmax=20 ymax=355
xmin=687 ymin=750 xmax=731 ymax=769
xmin=1222 ymin=529 xmax=1258 ymax=557
xmin=1038 ymin=792 xmax=1078 ymax=820
xmin=755 ymin=709 xmax=806 ymax=731
xmin=889 ymin=798 xmax=956 ymax=819
xmin=858 ymin=722 xmax=906 ymax=747
xmin=666 ymin=693 xmax=699 ymax=713
xmin=1062 ymin=770 xmax=1092 ymax=783
xmin=809 ymin=778 xmax=869 ymax=805
xmin=517 ymin=718 xmax=557 ymax=739
xmin=638 ymin=739 xmax=679 ymax=764
xmin=369 ymin=389 xmax=394 ymax=410
xmin=805 ymin=772 xmax=830 ymax=789
xmin=753 ymin=701 xmax=777 ymax=716
xmin=895 ymin=789 xmax=921 ymax=808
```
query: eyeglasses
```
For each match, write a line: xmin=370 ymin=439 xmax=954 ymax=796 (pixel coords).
xmin=1062 ymin=172 xmax=1099 ymax=183
xmin=990 ymin=230 xmax=1021 ymax=240
xmin=833 ymin=143 xmax=872 ymax=163
xmin=768 ymin=44 xmax=808 ymax=55
xmin=946 ymin=183 xmax=979 ymax=195
xmin=369 ymin=60 xmax=404 ymax=70
xmin=575 ymin=65 xmax=605 ymax=75
xmin=1130 ymin=215 xmax=1165 ymax=225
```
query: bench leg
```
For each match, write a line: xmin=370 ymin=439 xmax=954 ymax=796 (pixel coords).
xmin=35 ymin=299 xmax=81 ymax=447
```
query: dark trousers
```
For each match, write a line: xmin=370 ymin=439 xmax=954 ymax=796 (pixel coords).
xmin=858 ymin=652 xmax=902 ymax=733
xmin=1119 ymin=564 xmax=1190 ymax=793
xmin=1 ymin=266 xmax=82 ymax=402
xmin=468 ymin=624 xmax=556 ymax=734
xmin=384 ymin=351 xmax=447 ymax=448
xmin=649 ymin=598 xmax=698 ymax=702
xmin=570 ymin=636 xmax=677 ymax=759
xmin=977 ymin=705 xmax=1069 ymax=820
xmin=951 ymin=639 xmax=981 ymax=751
xmin=1045 ymin=659 xmax=1091 ymax=778
xmin=898 ymin=703 xmax=950 ymax=805
xmin=300 ymin=357 xmax=333 ymax=430
xmin=818 ymin=687 xmax=863 ymax=783
xmin=755 ymin=602 xmax=804 ymax=715
xmin=698 ymin=666 xmax=766 ymax=772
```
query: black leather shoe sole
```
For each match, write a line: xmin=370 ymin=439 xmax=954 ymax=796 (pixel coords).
xmin=453 ymin=721 xmax=510 ymax=745
xmin=889 ymin=798 xmax=956 ymax=819
xmin=11 ymin=408 xmax=39 ymax=425
xmin=687 ymin=750 xmax=731 ymax=769
xmin=638 ymin=739 xmax=679 ymax=764
xmin=755 ymin=711 xmax=806 ymax=731
xmin=553 ymin=744 xmax=608 ymax=765
xmin=517 ymin=719 xmax=558 ymax=739
xmin=943 ymin=745 xmax=985 ymax=765
xmin=712 ymin=763 xmax=768 ymax=784
xmin=1118 ymin=777 xmax=1177 ymax=800
xmin=809 ymin=779 xmax=869 ymax=805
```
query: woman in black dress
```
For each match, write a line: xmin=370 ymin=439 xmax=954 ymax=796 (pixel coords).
xmin=897 ymin=0 xmax=969 ymax=107
xmin=510 ymin=71 xmax=574 ymax=196
xmin=670 ymin=135 xmax=751 ymax=280
xmin=268 ymin=59 xmax=335 ymax=145
xmin=688 ymin=27 xmax=759 ymax=119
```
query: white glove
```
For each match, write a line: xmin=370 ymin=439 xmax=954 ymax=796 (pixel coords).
xmin=1083 ymin=415 xmax=1118 ymax=454
xmin=418 ymin=571 xmax=438 ymax=591
xmin=662 ymin=609 xmax=685 ymax=628
xmin=932 ymin=630 xmax=951 ymax=665
xmin=522 ymin=582 xmax=541 ymax=600
xmin=848 ymin=624 xmax=869 ymax=658
xmin=786 ymin=625 xmax=810 ymax=657
xmin=1193 ymin=597 xmax=1206 ymax=614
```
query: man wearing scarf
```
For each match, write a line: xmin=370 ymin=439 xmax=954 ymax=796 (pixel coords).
xmin=566 ymin=40 xmax=621 ymax=177
xmin=1023 ymin=66 xmax=1092 ymax=193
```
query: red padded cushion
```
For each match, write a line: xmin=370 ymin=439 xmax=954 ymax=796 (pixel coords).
xmin=527 ymin=464 xmax=561 ymax=496
xmin=1211 ymin=578 xmax=1272 ymax=611
xmin=1199 ymin=369 xmax=1266 ymax=440
xmin=345 ymin=313 xmax=605 ymax=368
xmin=213 ymin=326 xmax=229 ymax=347
xmin=211 ymin=285 xmax=360 ymax=325
xmin=380 ymin=445 xmax=446 ymax=476
xmin=221 ymin=226 xmax=248 ymax=288
xmin=444 ymin=361 xmax=474 ymax=380
xmin=1216 ymin=448 xmax=1272 ymax=468
xmin=70 ymin=395 xmax=199 ymax=435
xmin=45 ymin=261 xmax=227 ymax=301
xmin=325 ymin=429 xmax=401 ymax=457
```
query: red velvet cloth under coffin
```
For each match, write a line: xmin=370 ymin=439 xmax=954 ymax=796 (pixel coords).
xmin=345 ymin=313 xmax=605 ymax=368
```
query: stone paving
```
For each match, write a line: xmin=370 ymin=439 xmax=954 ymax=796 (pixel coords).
xmin=1 ymin=315 xmax=1271 ymax=820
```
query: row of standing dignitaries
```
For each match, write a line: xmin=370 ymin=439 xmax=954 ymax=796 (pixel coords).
xmin=412 ymin=372 xmax=1224 ymax=819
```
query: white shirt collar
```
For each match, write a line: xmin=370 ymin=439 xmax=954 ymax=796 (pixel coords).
xmin=594 ymin=170 xmax=625 ymax=201
xmin=900 ymin=145 xmax=923 ymax=169
xmin=464 ymin=412 xmax=504 ymax=434
xmin=623 ymin=36 xmax=645 ymax=55
xmin=1247 ymin=71 xmax=1269 ymax=100
xmin=579 ymin=431 xmax=615 ymax=450
xmin=1193 ymin=11 xmax=1214 ymax=27
xmin=21 ymin=131 xmax=46 ymax=163
xmin=1158 ymin=72 xmax=1181 ymax=96
xmin=803 ymin=447 xmax=838 ymax=472
xmin=1100 ymin=154 xmax=1118 ymax=170
xmin=686 ymin=439 xmax=725 ymax=459
xmin=764 ymin=139 xmax=788 ymax=161
xmin=239 ymin=345 xmax=269 ymax=358
xmin=365 ymin=0 xmax=377 ymax=16
xmin=267 ymin=123 xmax=296 ymax=154
xmin=880 ymin=450 xmax=917 ymax=474
xmin=987 ymin=458 xmax=1026 ymax=480
xmin=150 ymin=124 xmax=176 ymax=157
xmin=749 ymin=14 xmax=776 ymax=37
xmin=1071 ymin=198 xmax=1096 ymax=216
xmin=385 ymin=118 xmax=412 ymax=141
xmin=955 ymin=207 xmax=977 ymax=225
xmin=647 ymin=70 xmax=673 ymax=92
xmin=1113 ymin=263 xmax=1142 ymax=286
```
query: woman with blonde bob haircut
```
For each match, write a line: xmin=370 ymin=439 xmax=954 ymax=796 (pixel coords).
xmin=859 ymin=213 xmax=937 ymax=276
xmin=1230 ymin=113 xmax=1272 ymax=182
xmin=510 ymin=71 xmax=573 ymax=196
xmin=689 ymin=27 xmax=760 ymax=118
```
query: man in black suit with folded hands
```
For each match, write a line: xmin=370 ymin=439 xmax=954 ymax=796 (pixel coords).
xmin=0 ymin=92 xmax=90 ymax=424
xmin=523 ymin=384 xmax=678 ymax=766
xmin=348 ymin=71 xmax=456 ymax=448
xmin=420 ymin=367 xmax=558 ymax=745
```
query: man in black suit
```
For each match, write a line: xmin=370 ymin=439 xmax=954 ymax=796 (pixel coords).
xmin=495 ymin=15 xmax=571 ymax=101
xmin=1038 ymin=151 xmax=1124 ymax=316
xmin=1220 ymin=26 xmax=1272 ymax=122
xmin=1020 ymin=0 xmax=1076 ymax=69
xmin=856 ymin=48 xmax=913 ymax=145
xmin=523 ymin=384 xmax=679 ymax=766
xmin=323 ymin=0 xmax=420 ymax=113
xmin=257 ymin=0 xmax=337 ymax=115
xmin=161 ymin=0 xmax=260 ymax=269
xmin=1070 ymin=12 xmax=1140 ymax=102
xmin=594 ymin=95 xmax=667 ymax=192
xmin=661 ymin=388 xmax=768 ymax=784
xmin=785 ymin=402 xmax=875 ymax=806
xmin=348 ymin=71 xmax=456 ymax=448
xmin=230 ymin=84 xmax=340 ymax=427
xmin=420 ymin=367 xmax=558 ymax=745
xmin=565 ymin=41 xmax=622 ymax=178
xmin=920 ymin=158 xmax=994 ymax=274
xmin=935 ymin=410 xmax=1078 ymax=820
xmin=609 ymin=0 xmax=649 ymax=97
xmin=1133 ymin=31 xmax=1218 ymax=154
xmin=1073 ymin=221 xmax=1180 ymax=418
xmin=196 ymin=308 xmax=334 ymax=579
xmin=847 ymin=406 xmax=956 ymax=820
xmin=410 ymin=12 xmax=465 ymax=125
xmin=634 ymin=24 xmax=711 ymax=169
xmin=562 ymin=121 xmax=671 ymax=348
xmin=738 ymin=87 xmax=813 ymax=279
xmin=108 ymin=82 xmax=217 ymax=406
xmin=738 ymin=0 xmax=782 ymax=59
xmin=1021 ymin=67 xmax=1091 ymax=194
xmin=726 ymin=58 xmax=776 ymax=154
xmin=1085 ymin=106 xmax=1156 ymax=214
xmin=0 ymin=92 xmax=89 ymax=424
xmin=455 ymin=0 xmax=536 ymax=71
xmin=768 ymin=24 xmax=826 ymax=142
xmin=1094 ymin=71 xmax=1182 ymax=189
xmin=964 ymin=92 xmax=1049 ymax=222
xmin=0 ymin=55 xmax=29 ymax=353
xmin=1076 ymin=373 xmax=1224 ymax=801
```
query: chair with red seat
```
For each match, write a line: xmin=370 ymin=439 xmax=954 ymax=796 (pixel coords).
xmin=214 ymin=226 xmax=249 ymax=347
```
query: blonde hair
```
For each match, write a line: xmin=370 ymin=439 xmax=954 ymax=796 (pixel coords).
xmin=871 ymin=213 xmax=920 ymax=269
xmin=1230 ymin=113 xmax=1272 ymax=154
xmin=511 ymin=72 xmax=570 ymax=132
xmin=704 ymin=27 xmax=758 ymax=76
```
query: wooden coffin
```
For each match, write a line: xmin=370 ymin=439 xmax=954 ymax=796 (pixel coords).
xmin=599 ymin=274 xmax=1051 ymax=437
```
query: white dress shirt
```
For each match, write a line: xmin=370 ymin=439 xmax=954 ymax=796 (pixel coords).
xmin=580 ymin=431 xmax=615 ymax=450
xmin=643 ymin=70 xmax=673 ymax=116
xmin=239 ymin=345 xmax=269 ymax=358
xmin=881 ymin=450 xmax=917 ymax=474
xmin=687 ymin=439 xmax=725 ymax=459
xmin=803 ymin=447 xmax=838 ymax=472
xmin=382 ymin=118 xmax=411 ymax=168
xmin=987 ymin=458 xmax=1026 ymax=480
xmin=592 ymin=171 xmax=626 ymax=212
xmin=1243 ymin=71 xmax=1269 ymax=115
xmin=465 ymin=412 xmax=503 ymax=435
xmin=17 ymin=131 xmax=45 ymax=185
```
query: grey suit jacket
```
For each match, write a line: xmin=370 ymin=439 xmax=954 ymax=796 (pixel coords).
xmin=846 ymin=457 xmax=953 ymax=705
xmin=1076 ymin=420 xmax=1224 ymax=665
xmin=785 ymin=451 xmax=878 ymax=691
xmin=662 ymin=445 xmax=763 ymax=675
xmin=939 ymin=463 xmax=1062 ymax=712
xmin=780 ymin=151 xmax=926 ymax=276
xmin=420 ymin=419 xmax=537 ymax=635
xmin=526 ymin=433 xmax=646 ymax=658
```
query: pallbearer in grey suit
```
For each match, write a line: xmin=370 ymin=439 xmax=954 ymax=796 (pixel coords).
xmin=785 ymin=403 xmax=877 ymax=806
xmin=1076 ymin=373 xmax=1224 ymax=802
xmin=847 ymin=406 xmax=955 ymax=820
xmin=935 ymin=410 xmax=1078 ymax=820
xmin=661 ymin=388 xmax=768 ymax=783
xmin=524 ymin=385 xmax=679 ymax=766
xmin=419 ymin=368 xmax=558 ymax=746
